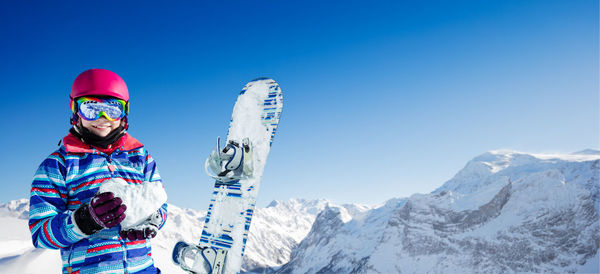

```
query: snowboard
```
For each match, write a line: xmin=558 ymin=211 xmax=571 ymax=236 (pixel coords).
xmin=172 ymin=78 xmax=284 ymax=273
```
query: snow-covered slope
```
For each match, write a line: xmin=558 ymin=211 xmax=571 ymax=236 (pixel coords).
xmin=278 ymin=199 xmax=406 ymax=273
xmin=244 ymin=199 xmax=330 ymax=272
xmin=278 ymin=150 xmax=600 ymax=273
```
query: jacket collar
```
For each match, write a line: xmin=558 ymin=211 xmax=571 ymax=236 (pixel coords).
xmin=62 ymin=132 xmax=143 ymax=154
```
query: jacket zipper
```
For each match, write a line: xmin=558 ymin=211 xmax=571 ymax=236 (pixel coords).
xmin=66 ymin=245 xmax=74 ymax=274
xmin=106 ymin=155 xmax=117 ymax=174
xmin=102 ymin=152 xmax=127 ymax=273
xmin=120 ymin=237 xmax=128 ymax=273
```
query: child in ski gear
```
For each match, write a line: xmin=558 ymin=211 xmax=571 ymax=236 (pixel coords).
xmin=29 ymin=68 xmax=167 ymax=274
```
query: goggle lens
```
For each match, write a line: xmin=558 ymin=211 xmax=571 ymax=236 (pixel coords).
xmin=75 ymin=97 xmax=126 ymax=121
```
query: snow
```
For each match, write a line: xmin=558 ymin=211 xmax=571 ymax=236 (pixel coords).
xmin=228 ymin=80 xmax=272 ymax=156
xmin=98 ymin=178 xmax=167 ymax=229
xmin=0 ymin=216 xmax=34 ymax=258
xmin=204 ymin=185 xmax=245 ymax=235
xmin=0 ymin=248 xmax=61 ymax=274
xmin=0 ymin=216 xmax=62 ymax=274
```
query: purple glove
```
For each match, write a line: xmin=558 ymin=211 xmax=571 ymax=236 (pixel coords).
xmin=119 ymin=227 xmax=157 ymax=241
xmin=119 ymin=210 xmax=161 ymax=241
xmin=74 ymin=192 xmax=127 ymax=235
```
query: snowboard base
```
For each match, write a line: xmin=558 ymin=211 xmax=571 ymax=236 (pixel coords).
xmin=173 ymin=77 xmax=283 ymax=273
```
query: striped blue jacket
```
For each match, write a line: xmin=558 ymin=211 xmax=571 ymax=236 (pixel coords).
xmin=29 ymin=132 xmax=167 ymax=274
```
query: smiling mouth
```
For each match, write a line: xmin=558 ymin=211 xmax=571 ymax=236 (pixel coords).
xmin=93 ymin=125 xmax=111 ymax=130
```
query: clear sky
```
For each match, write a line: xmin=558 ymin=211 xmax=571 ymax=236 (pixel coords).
xmin=0 ymin=0 xmax=598 ymax=209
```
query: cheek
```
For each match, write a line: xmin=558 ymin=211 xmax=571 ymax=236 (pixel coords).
xmin=80 ymin=119 xmax=92 ymax=128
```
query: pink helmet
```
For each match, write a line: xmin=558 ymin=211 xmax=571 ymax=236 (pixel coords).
xmin=71 ymin=68 xmax=129 ymax=101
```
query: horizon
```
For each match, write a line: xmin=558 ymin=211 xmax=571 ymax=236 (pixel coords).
xmin=1 ymin=0 xmax=598 ymax=208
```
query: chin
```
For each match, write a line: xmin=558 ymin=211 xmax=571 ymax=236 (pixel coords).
xmin=94 ymin=130 xmax=112 ymax=137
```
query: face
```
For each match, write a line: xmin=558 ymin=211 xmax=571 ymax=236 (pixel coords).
xmin=80 ymin=116 xmax=122 ymax=137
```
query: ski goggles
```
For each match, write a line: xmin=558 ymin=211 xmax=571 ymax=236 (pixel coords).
xmin=71 ymin=97 xmax=128 ymax=121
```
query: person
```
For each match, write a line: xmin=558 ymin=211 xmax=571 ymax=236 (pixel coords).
xmin=28 ymin=68 xmax=167 ymax=274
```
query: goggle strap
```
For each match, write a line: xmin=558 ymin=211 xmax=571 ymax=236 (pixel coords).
xmin=70 ymin=98 xmax=77 ymax=114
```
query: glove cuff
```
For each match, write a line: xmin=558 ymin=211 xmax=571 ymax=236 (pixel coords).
xmin=74 ymin=204 xmax=104 ymax=235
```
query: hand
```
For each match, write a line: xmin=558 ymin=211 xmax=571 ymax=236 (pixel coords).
xmin=74 ymin=192 xmax=127 ymax=235
xmin=119 ymin=227 xmax=157 ymax=241
xmin=119 ymin=210 xmax=161 ymax=241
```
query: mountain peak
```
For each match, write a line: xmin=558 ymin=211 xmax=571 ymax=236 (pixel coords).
xmin=0 ymin=198 xmax=29 ymax=219
xmin=572 ymin=149 xmax=600 ymax=155
xmin=435 ymin=149 xmax=600 ymax=195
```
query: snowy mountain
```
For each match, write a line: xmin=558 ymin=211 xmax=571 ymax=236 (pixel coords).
xmin=2 ymin=150 xmax=598 ymax=273
xmin=244 ymin=199 xmax=332 ymax=272
xmin=277 ymin=150 xmax=600 ymax=273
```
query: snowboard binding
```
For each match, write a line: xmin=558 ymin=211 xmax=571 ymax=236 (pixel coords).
xmin=205 ymin=137 xmax=254 ymax=183
xmin=172 ymin=241 xmax=227 ymax=274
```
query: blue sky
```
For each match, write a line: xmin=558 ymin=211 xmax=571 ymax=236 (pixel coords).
xmin=0 ymin=0 xmax=598 ymax=208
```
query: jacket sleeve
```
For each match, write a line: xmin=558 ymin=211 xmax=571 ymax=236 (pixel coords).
xmin=29 ymin=151 xmax=87 ymax=249
xmin=144 ymin=150 xmax=168 ymax=230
